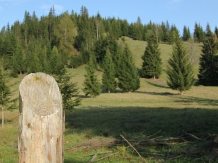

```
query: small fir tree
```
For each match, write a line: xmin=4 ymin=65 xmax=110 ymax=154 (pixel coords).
xmin=167 ymin=37 xmax=195 ymax=95
xmin=117 ymin=44 xmax=140 ymax=92
xmin=83 ymin=57 xmax=101 ymax=97
xmin=182 ymin=26 xmax=191 ymax=41
xmin=141 ymin=34 xmax=162 ymax=79
xmin=0 ymin=57 xmax=17 ymax=128
xmin=102 ymin=49 xmax=116 ymax=93
xmin=11 ymin=41 xmax=25 ymax=76
xmin=198 ymin=24 xmax=218 ymax=86
xmin=50 ymin=46 xmax=64 ymax=75
xmin=55 ymin=67 xmax=81 ymax=113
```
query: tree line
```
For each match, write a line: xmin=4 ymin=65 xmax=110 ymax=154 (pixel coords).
xmin=1 ymin=6 xmax=217 ymax=75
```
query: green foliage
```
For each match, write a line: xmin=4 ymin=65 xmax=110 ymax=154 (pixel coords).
xmin=194 ymin=23 xmax=205 ymax=42
xmin=182 ymin=26 xmax=191 ymax=41
xmin=11 ymin=41 xmax=25 ymax=77
xmin=113 ymin=44 xmax=123 ymax=77
xmin=117 ymin=44 xmax=140 ymax=92
xmin=141 ymin=34 xmax=162 ymax=79
xmin=50 ymin=46 xmax=64 ymax=75
xmin=168 ymin=25 xmax=180 ymax=44
xmin=83 ymin=57 xmax=101 ymax=97
xmin=55 ymin=12 xmax=77 ymax=57
xmin=102 ymin=49 xmax=116 ymax=93
xmin=69 ymin=54 xmax=84 ymax=68
xmin=0 ymin=58 xmax=17 ymax=128
xmin=56 ymin=67 xmax=81 ymax=113
xmin=167 ymin=38 xmax=195 ymax=94
xmin=160 ymin=21 xmax=170 ymax=43
xmin=132 ymin=17 xmax=144 ymax=40
xmin=198 ymin=24 xmax=218 ymax=86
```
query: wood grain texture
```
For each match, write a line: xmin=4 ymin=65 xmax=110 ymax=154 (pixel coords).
xmin=18 ymin=72 xmax=63 ymax=163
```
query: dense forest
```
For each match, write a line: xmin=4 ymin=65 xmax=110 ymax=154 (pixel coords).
xmin=0 ymin=5 xmax=218 ymax=87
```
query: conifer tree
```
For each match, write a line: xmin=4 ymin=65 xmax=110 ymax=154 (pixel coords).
xmin=50 ymin=46 xmax=64 ymax=75
xmin=167 ymin=37 xmax=195 ymax=95
xmin=182 ymin=26 xmax=191 ymax=41
xmin=194 ymin=23 xmax=205 ymax=42
xmin=198 ymin=24 xmax=218 ymax=85
xmin=0 ymin=57 xmax=16 ymax=128
xmin=168 ymin=25 xmax=180 ymax=44
xmin=12 ymin=41 xmax=25 ymax=76
xmin=55 ymin=67 xmax=81 ymax=113
xmin=141 ymin=34 xmax=162 ymax=79
xmin=117 ymin=44 xmax=140 ymax=92
xmin=102 ymin=49 xmax=116 ymax=93
xmin=113 ymin=44 xmax=123 ymax=77
xmin=83 ymin=56 xmax=101 ymax=97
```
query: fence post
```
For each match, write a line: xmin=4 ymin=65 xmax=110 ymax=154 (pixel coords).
xmin=18 ymin=72 xmax=63 ymax=163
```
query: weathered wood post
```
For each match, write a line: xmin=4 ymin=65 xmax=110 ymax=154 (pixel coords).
xmin=18 ymin=72 xmax=63 ymax=163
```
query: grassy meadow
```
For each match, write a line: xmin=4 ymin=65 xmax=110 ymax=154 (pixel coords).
xmin=1 ymin=37 xmax=218 ymax=163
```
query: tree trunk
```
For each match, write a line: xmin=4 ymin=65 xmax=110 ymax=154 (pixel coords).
xmin=18 ymin=72 xmax=63 ymax=163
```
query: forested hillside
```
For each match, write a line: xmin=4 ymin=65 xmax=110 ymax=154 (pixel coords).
xmin=0 ymin=5 xmax=217 ymax=77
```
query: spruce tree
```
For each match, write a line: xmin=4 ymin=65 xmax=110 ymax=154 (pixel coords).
xmin=194 ymin=23 xmax=205 ymax=42
xmin=55 ymin=67 xmax=81 ymax=113
xmin=117 ymin=44 xmax=140 ymax=92
xmin=0 ymin=57 xmax=16 ymax=128
xmin=50 ymin=46 xmax=64 ymax=75
xmin=141 ymin=34 xmax=162 ymax=79
xmin=113 ymin=44 xmax=123 ymax=77
xmin=102 ymin=49 xmax=116 ymax=93
xmin=12 ymin=41 xmax=25 ymax=76
xmin=182 ymin=26 xmax=191 ymax=41
xmin=198 ymin=24 xmax=218 ymax=85
xmin=83 ymin=57 xmax=101 ymax=97
xmin=167 ymin=37 xmax=195 ymax=95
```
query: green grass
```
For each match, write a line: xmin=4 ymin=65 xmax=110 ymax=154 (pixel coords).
xmin=1 ymin=38 xmax=218 ymax=163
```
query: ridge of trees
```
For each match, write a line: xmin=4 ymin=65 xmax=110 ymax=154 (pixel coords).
xmin=0 ymin=5 xmax=217 ymax=98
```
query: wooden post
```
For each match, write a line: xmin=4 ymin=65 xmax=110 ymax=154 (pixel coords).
xmin=18 ymin=72 xmax=63 ymax=163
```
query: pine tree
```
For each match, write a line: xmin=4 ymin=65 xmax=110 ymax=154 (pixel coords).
xmin=12 ymin=41 xmax=25 ymax=76
xmin=83 ymin=57 xmax=101 ymax=97
xmin=102 ymin=49 xmax=116 ymax=93
xmin=167 ymin=37 xmax=195 ymax=95
xmin=113 ymin=44 xmax=123 ymax=77
xmin=56 ymin=67 xmax=81 ymax=113
xmin=117 ymin=44 xmax=140 ymax=92
xmin=50 ymin=46 xmax=64 ymax=75
xmin=194 ymin=23 xmax=205 ymax=42
xmin=168 ymin=25 xmax=180 ymax=44
xmin=182 ymin=26 xmax=191 ymax=41
xmin=141 ymin=34 xmax=162 ymax=79
xmin=198 ymin=24 xmax=218 ymax=85
xmin=0 ymin=57 xmax=16 ymax=128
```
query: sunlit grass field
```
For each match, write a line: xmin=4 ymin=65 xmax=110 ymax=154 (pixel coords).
xmin=1 ymin=38 xmax=218 ymax=163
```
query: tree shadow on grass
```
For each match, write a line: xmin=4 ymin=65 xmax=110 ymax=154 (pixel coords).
xmin=146 ymin=80 xmax=169 ymax=89
xmin=65 ymin=106 xmax=218 ymax=162
xmin=136 ymin=90 xmax=174 ymax=96
xmin=0 ymin=119 xmax=13 ymax=125
xmin=173 ymin=96 xmax=218 ymax=107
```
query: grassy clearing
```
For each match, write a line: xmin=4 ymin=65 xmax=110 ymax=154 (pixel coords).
xmin=1 ymin=38 xmax=218 ymax=162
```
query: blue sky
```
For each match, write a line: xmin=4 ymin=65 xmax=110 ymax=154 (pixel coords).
xmin=0 ymin=0 xmax=217 ymax=34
